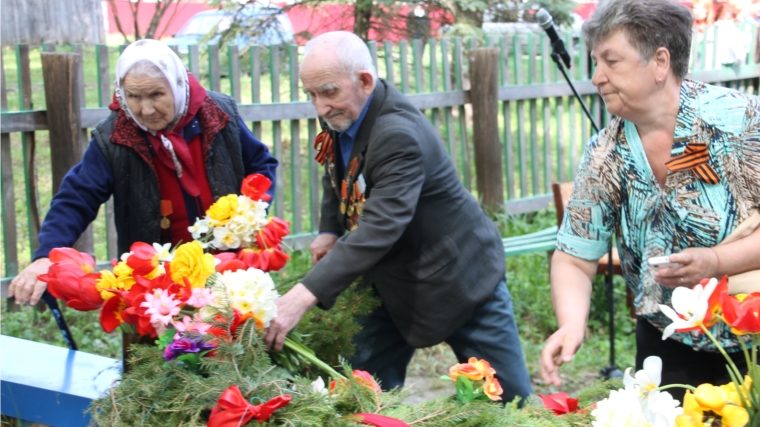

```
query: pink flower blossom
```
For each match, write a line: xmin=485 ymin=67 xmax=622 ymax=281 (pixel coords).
xmin=140 ymin=288 xmax=182 ymax=327
xmin=185 ymin=287 xmax=216 ymax=308
xmin=173 ymin=315 xmax=212 ymax=340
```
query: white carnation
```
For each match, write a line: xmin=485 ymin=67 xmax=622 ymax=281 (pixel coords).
xmin=210 ymin=268 xmax=279 ymax=327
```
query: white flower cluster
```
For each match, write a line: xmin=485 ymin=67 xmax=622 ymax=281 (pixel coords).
xmin=205 ymin=268 xmax=279 ymax=327
xmin=591 ymin=385 xmax=682 ymax=427
xmin=190 ymin=196 xmax=269 ymax=250
xmin=592 ymin=357 xmax=682 ymax=427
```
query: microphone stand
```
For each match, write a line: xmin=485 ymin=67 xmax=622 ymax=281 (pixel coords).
xmin=548 ymin=47 xmax=622 ymax=380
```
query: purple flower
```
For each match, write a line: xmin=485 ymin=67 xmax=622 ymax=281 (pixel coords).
xmin=163 ymin=335 xmax=216 ymax=362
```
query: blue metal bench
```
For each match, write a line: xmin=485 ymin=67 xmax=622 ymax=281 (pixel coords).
xmin=502 ymin=225 xmax=558 ymax=257
xmin=1 ymin=335 xmax=121 ymax=426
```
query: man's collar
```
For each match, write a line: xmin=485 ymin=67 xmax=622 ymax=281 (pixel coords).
xmin=342 ymin=93 xmax=374 ymax=139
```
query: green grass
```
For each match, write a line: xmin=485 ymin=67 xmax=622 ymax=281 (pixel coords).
xmin=0 ymin=209 xmax=636 ymax=400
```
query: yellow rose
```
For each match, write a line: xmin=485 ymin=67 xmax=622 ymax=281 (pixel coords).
xmin=170 ymin=241 xmax=215 ymax=289
xmin=207 ymin=195 xmax=239 ymax=226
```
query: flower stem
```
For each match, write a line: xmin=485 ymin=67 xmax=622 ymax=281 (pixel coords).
xmin=700 ymin=323 xmax=744 ymax=385
xmin=283 ymin=338 xmax=346 ymax=381
xmin=656 ymin=384 xmax=697 ymax=392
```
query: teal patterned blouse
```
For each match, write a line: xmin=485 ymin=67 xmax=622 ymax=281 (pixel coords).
xmin=557 ymin=79 xmax=760 ymax=352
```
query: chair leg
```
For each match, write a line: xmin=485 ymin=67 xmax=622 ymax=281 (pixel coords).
xmin=41 ymin=291 xmax=78 ymax=351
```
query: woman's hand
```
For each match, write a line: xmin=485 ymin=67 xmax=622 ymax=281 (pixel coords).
xmin=8 ymin=258 xmax=52 ymax=305
xmin=654 ymin=248 xmax=719 ymax=288
xmin=540 ymin=321 xmax=585 ymax=387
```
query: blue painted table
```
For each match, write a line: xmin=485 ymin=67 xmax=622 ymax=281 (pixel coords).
xmin=1 ymin=335 xmax=121 ymax=426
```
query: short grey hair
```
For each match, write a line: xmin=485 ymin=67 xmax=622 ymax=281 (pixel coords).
xmin=121 ymin=60 xmax=166 ymax=85
xmin=582 ymin=0 xmax=693 ymax=78
xmin=302 ymin=31 xmax=378 ymax=82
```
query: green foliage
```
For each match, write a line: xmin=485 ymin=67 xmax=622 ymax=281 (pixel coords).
xmin=89 ymin=317 xmax=623 ymax=427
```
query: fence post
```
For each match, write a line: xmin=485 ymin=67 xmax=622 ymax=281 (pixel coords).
xmin=468 ymin=48 xmax=504 ymax=213
xmin=40 ymin=52 xmax=94 ymax=255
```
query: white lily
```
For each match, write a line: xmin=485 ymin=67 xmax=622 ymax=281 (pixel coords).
xmin=623 ymin=356 xmax=662 ymax=394
xmin=152 ymin=242 xmax=173 ymax=262
xmin=658 ymin=278 xmax=719 ymax=340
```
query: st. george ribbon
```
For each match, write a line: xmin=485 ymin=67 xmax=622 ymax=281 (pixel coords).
xmin=536 ymin=8 xmax=572 ymax=70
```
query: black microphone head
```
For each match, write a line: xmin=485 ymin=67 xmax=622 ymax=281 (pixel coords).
xmin=536 ymin=8 xmax=553 ymax=30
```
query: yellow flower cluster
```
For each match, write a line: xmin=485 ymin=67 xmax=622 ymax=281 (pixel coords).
xmin=676 ymin=377 xmax=752 ymax=427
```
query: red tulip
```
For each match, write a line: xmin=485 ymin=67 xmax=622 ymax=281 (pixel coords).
xmin=100 ymin=294 xmax=126 ymax=332
xmin=722 ymin=292 xmax=760 ymax=335
xmin=126 ymin=242 xmax=162 ymax=277
xmin=703 ymin=276 xmax=729 ymax=328
xmin=39 ymin=248 xmax=103 ymax=311
xmin=240 ymin=174 xmax=272 ymax=202
xmin=214 ymin=253 xmax=247 ymax=273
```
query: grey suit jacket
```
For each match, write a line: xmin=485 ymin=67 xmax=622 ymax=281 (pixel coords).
xmin=301 ymin=80 xmax=506 ymax=348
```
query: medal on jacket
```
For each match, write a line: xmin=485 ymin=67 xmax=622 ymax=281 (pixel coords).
xmin=340 ymin=180 xmax=348 ymax=215
xmin=160 ymin=200 xmax=172 ymax=230
xmin=342 ymin=158 xmax=359 ymax=216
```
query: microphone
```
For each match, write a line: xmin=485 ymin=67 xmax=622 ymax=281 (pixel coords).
xmin=536 ymin=8 xmax=572 ymax=70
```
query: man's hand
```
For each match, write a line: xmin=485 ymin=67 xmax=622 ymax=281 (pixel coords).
xmin=655 ymin=248 xmax=719 ymax=288
xmin=8 ymin=257 xmax=52 ymax=305
xmin=540 ymin=322 xmax=585 ymax=387
xmin=310 ymin=233 xmax=339 ymax=264
xmin=265 ymin=283 xmax=319 ymax=351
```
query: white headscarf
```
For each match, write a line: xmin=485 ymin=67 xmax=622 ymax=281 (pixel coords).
xmin=114 ymin=39 xmax=189 ymax=132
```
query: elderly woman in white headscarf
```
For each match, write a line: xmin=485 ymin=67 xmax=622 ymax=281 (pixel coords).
xmin=9 ymin=39 xmax=278 ymax=305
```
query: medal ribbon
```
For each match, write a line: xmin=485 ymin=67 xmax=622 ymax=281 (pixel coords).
xmin=665 ymin=142 xmax=720 ymax=184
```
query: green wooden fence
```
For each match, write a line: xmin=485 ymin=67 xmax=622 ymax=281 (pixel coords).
xmin=1 ymin=27 xmax=759 ymax=282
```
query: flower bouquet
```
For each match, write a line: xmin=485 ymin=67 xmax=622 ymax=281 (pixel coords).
xmin=567 ymin=275 xmax=759 ymax=427
xmin=444 ymin=358 xmax=504 ymax=403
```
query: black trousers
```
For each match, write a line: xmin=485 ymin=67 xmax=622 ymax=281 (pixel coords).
xmin=636 ymin=317 xmax=748 ymax=403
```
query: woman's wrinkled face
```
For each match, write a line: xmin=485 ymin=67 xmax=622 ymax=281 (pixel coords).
xmin=591 ymin=29 xmax=659 ymax=121
xmin=122 ymin=73 xmax=175 ymax=132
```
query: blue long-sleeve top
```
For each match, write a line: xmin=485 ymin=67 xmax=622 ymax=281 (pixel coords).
xmin=33 ymin=116 xmax=278 ymax=260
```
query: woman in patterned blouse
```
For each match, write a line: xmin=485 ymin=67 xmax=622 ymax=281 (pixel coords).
xmin=540 ymin=0 xmax=760 ymax=400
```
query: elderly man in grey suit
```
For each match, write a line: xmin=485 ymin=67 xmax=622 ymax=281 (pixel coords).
xmin=265 ymin=31 xmax=532 ymax=403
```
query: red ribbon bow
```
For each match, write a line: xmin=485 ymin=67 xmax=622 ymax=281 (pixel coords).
xmin=538 ymin=392 xmax=581 ymax=415
xmin=207 ymin=385 xmax=291 ymax=427
xmin=356 ymin=413 xmax=411 ymax=427
xmin=665 ymin=142 xmax=720 ymax=184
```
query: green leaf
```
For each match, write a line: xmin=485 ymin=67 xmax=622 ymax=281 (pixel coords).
xmin=455 ymin=376 xmax=475 ymax=403
xmin=176 ymin=353 xmax=201 ymax=370
xmin=440 ymin=375 xmax=452 ymax=382
xmin=157 ymin=328 xmax=176 ymax=350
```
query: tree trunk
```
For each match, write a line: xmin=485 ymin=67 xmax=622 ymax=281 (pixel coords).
xmin=353 ymin=0 xmax=373 ymax=41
